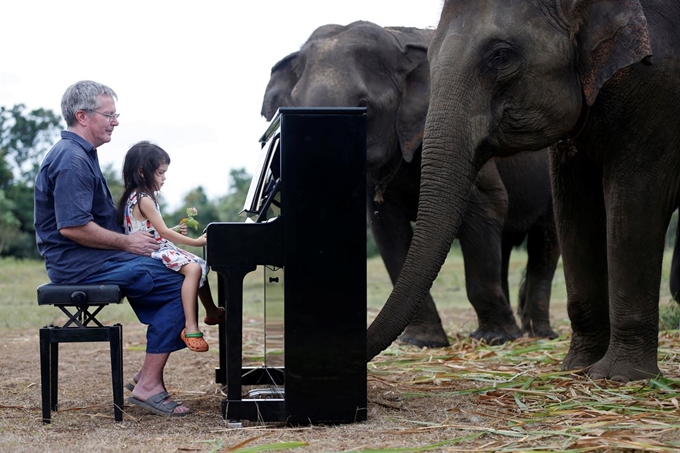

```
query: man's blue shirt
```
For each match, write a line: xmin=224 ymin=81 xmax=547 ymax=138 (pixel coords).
xmin=34 ymin=131 xmax=132 ymax=283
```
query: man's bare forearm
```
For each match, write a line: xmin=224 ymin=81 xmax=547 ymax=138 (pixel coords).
xmin=60 ymin=222 xmax=159 ymax=256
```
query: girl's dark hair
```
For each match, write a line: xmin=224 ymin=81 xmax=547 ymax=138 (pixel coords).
xmin=116 ymin=141 xmax=171 ymax=225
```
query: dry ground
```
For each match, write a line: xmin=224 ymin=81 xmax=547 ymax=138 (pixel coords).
xmin=2 ymin=302 xmax=680 ymax=453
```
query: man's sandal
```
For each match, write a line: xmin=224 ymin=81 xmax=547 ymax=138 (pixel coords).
xmin=181 ymin=328 xmax=209 ymax=352
xmin=125 ymin=377 xmax=138 ymax=392
xmin=127 ymin=391 xmax=191 ymax=417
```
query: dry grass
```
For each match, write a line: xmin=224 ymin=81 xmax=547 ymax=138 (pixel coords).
xmin=1 ymin=251 xmax=679 ymax=452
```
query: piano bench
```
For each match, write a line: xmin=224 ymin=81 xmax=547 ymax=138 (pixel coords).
xmin=37 ymin=283 xmax=124 ymax=423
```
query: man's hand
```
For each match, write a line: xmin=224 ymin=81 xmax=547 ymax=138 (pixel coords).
xmin=124 ymin=231 xmax=160 ymax=256
xmin=60 ymin=222 xmax=160 ymax=256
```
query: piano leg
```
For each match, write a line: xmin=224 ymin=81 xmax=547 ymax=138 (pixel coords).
xmin=215 ymin=273 xmax=227 ymax=385
xmin=214 ymin=265 xmax=256 ymax=406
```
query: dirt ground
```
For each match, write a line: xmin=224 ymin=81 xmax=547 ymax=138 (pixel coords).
xmin=1 ymin=305 xmax=680 ymax=453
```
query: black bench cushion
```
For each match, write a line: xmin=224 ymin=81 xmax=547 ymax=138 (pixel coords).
xmin=37 ymin=283 xmax=122 ymax=306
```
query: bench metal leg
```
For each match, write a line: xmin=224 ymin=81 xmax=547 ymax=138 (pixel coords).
xmin=110 ymin=324 xmax=124 ymax=422
xmin=39 ymin=325 xmax=124 ymax=423
xmin=39 ymin=328 xmax=52 ymax=423
xmin=51 ymin=341 xmax=59 ymax=411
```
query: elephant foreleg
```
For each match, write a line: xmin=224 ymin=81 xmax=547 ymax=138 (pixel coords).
xmin=368 ymin=197 xmax=449 ymax=348
xmin=586 ymin=161 xmax=671 ymax=382
xmin=550 ymin=147 xmax=610 ymax=372
xmin=460 ymin=223 xmax=522 ymax=343
xmin=459 ymin=163 xmax=521 ymax=344
xmin=519 ymin=218 xmax=560 ymax=339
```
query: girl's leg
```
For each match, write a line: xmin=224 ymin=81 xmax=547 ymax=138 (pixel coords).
xmin=179 ymin=263 xmax=202 ymax=334
xmin=198 ymin=279 xmax=222 ymax=321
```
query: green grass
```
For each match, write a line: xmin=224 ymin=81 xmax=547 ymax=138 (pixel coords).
xmin=1 ymin=246 xmax=676 ymax=330
xmin=0 ymin=257 xmax=54 ymax=329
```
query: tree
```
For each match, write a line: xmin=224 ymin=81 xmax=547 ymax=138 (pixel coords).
xmin=216 ymin=168 xmax=252 ymax=222
xmin=0 ymin=150 xmax=14 ymax=190
xmin=0 ymin=104 xmax=62 ymax=184
xmin=0 ymin=190 xmax=21 ymax=255
xmin=0 ymin=104 xmax=62 ymax=258
xmin=2 ymin=182 xmax=41 ymax=258
xmin=169 ymin=186 xmax=220 ymax=231
xmin=102 ymin=163 xmax=124 ymax=205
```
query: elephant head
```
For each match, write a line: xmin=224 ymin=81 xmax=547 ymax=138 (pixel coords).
xmin=262 ymin=21 xmax=456 ymax=353
xmin=367 ymin=0 xmax=653 ymax=360
xmin=261 ymin=21 xmax=432 ymax=170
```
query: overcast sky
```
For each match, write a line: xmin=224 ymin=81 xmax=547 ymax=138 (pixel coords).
xmin=1 ymin=1 xmax=443 ymax=211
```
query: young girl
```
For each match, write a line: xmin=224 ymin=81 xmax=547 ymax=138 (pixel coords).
xmin=116 ymin=141 xmax=224 ymax=352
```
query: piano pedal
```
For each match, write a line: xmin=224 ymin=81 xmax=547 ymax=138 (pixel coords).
xmin=247 ymin=387 xmax=285 ymax=399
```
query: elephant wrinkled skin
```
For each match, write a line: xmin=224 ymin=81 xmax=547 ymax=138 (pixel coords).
xmin=373 ymin=0 xmax=680 ymax=382
xmin=261 ymin=21 xmax=560 ymax=349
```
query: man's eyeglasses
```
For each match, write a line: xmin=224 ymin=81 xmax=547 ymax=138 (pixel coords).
xmin=87 ymin=110 xmax=120 ymax=123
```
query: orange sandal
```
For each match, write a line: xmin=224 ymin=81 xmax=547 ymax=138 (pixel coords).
xmin=181 ymin=329 xmax=209 ymax=352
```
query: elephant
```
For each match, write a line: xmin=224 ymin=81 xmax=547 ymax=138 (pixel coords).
xmin=368 ymin=0 xmax=680 ymax=382
xmin=261 ymin=20 xmax=561 ymax=347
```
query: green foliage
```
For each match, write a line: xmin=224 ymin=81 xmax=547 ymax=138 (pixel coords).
xmin=0 ymin=149 xmax=14 ymax=189
xmin=102 ymin=163 xmax=124 ymax=205
xmin=659 ymin=299 xmax=680 ymax=331
xmin=0 ymin=190 xmax=22 ymax=254
xmin=1 ymin=182 xmax=40 ymax=259
xmin=367 ymin=226 xmax=378 ymax=258
xmin=0 ymin=104 xmax=62 ymax=184
xmin=0 ymin=104 xmax=62 ymax=259
xmin=215 ymin=167 xmax=252 ymax=222
xmin=176 ymin=207 xmax=199 ymax=231
xmin=666 ymin=209 xmax=679 ymax=249
xmin=170 ymin=186 xmax=220 ymax=228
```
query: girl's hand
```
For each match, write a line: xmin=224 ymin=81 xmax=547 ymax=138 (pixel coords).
xmin=196 ymin=233 xmax=207 ymax=247
xmin=171 ymin=224 xmax=188 ymax=235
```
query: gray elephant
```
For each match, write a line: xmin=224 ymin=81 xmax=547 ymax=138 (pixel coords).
xmin=261 ymin=21 xmax=560 ymax=346
xmin=369 ymin=1 xmax=680 ymax=382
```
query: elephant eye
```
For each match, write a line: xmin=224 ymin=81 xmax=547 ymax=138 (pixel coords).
xmin=484 ymin=43 xmax=519 ymax=76
xmin=493 ymin=49 xmax=510 ymax=67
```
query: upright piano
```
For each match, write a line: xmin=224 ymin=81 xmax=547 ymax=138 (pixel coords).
xmin=206 ymin=107 xmax=367 ymax=424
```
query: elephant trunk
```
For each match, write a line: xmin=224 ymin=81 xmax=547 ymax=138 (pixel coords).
xmin=367 ymin=102 xmax=485 ymax=360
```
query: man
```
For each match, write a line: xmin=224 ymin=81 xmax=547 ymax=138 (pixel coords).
xmin=34 ymin=80 xmax=191 ymax=416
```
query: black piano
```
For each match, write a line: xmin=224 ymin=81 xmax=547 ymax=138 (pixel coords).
xmin=206 ymin=107 xmax=367 ymax=425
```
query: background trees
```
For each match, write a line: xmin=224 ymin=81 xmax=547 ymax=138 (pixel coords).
xmin=0 ymin=103 xmax=253 ymax=260
xmin=0 ymin=104 xmax=62 ymax=258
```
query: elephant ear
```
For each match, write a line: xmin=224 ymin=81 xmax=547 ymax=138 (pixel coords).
xmin=388 ymin=28 xmax=432 ymax=163
xmin=573 ymin=0 xmax=652 ymax=106
xmin=261 ymin=51 xmax=299 ymax=121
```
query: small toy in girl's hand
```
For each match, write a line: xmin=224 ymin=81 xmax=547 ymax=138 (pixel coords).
xmin=173 ymin=207 xmax=199 ymax=231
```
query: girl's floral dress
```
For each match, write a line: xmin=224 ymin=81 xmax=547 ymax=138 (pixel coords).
xmin=123 ymin=191 xmax=208 ymax=287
